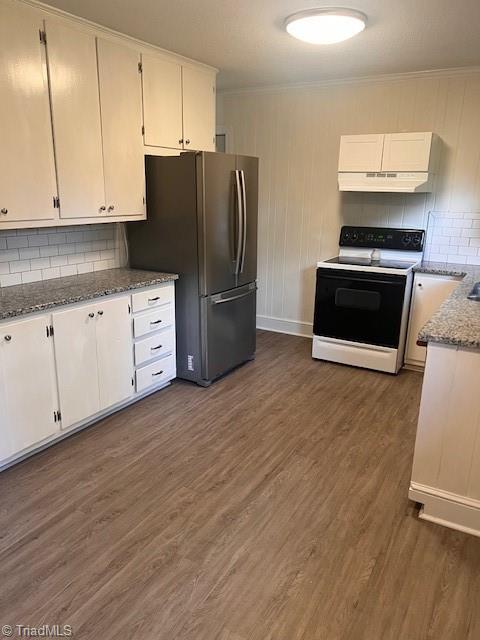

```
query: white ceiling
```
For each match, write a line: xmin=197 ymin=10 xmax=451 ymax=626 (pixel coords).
xmin=43 ymin=0 xmax=480 ymax=90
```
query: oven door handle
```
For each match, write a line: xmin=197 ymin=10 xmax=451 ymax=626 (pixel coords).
xmin=317 ymin=273 xmax=405 ymax=287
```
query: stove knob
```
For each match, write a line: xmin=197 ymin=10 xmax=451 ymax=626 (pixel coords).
xmin=343 ymin=231 xmax=351 ymax=241
xmin=412 ymin=235 xmax=421 ymax=246
xmin=402 ymin=234 xmax=412 ymax=245
xmin=351 ymin=232 xmax=358 ymax=242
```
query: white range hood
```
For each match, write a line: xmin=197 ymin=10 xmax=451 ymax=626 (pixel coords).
xmin=337 ymin=132 xmax=438 ymax=193
xmin=338 ymin=171 xmax=434 ymax=193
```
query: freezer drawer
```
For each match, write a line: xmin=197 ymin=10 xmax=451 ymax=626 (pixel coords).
xmin=201 ymin=282 xmax=256 ymax=382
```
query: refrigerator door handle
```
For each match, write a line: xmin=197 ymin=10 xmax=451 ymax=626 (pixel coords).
xmin=234 ymin=170 xmax=243 ymax=276
xmin=211 ymin=287 xmax=257 ymax=305
xmin=240 ymin=170 xmax=247 ymax=273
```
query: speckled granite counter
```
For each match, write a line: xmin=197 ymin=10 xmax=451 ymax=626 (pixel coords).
xmin=414 ymin=261 xmax=480 ymax=348
xmin=0 ymin=268 xmax=178 ymax=321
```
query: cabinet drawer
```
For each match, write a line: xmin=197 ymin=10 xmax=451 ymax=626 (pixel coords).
xmin=133 ymin=305 xmax=174 ymax=338
xmin=131 ymin=283 xmax=174 ymax=313
xmin=134 ymin=327 xmax=175 ymax=366
xmin=136 ymin=354 xmax=175 ymax=392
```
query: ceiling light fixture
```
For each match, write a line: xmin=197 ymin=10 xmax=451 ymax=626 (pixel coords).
xmin=284 ymin=8 xmax=367 ymax=45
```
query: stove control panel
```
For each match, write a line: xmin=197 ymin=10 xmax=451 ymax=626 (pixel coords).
xmin=339 ymin=226 xmax=425 ymax=251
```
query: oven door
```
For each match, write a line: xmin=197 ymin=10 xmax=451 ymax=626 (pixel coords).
xmin=313 ymin=268 xmax=407 ymax=348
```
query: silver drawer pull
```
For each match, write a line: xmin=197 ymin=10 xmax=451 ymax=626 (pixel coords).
xmin=150 ymin=319 xmax=162 ymax=325
xmin=151 ymin=344 xmax=163 ymax=351
xmin=152 ymin=370 xmax=164 ymax=376
xmin=148 ymin=296 xmax=161 ymax=302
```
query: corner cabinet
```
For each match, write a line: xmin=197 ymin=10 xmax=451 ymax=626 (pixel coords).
xmin=141 ymin=54 xmax=216 ymax=152
xmin=0 ymin=281 xmax=176 ymax=470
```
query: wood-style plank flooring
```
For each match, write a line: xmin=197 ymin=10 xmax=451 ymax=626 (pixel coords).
xmin=1 ymin=331 xmax=480 ymax=639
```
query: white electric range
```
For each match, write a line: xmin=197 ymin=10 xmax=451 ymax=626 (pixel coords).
xmin=312 ymin=226 xmax=425 ymax=374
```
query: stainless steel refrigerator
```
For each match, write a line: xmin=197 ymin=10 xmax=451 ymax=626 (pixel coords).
xmin=127 ymin=151 xmax=259 ymax=386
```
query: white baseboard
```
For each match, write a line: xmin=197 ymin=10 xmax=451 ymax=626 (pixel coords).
xmin=256 ymin=315 xmax=313 ymax=338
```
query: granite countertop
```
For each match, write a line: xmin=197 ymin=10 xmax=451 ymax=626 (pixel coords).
xmin=414 ymin=261 xmax=480 ymax=348
xmin=0 ymin=268 xmax=178 ymax=321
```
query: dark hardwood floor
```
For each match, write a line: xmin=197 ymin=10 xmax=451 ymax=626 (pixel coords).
xmin=1 ymin=330 xmax=479 ymax=639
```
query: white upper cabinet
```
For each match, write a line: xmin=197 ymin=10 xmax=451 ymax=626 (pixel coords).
xmin=97 ymin=38 xmax=145 ymax=216
xmin=141 ymin=54 xmax=216 ymax=152
xmin=0 ymin=1 xmax=57 ymax=223
xmin=0 ymin=315 xmax=59 ymax=460
xmin=46 ymin=19 xmax=105 ymax=219
xmin=182 ymin=66 xmax=216 ymax=152
xmin=142 ymin=54 xmax=183 ymax=149
xmin=338 ymin=134 xmax=384 ymax=172
xmin=382 ymin=132 xmax=434 ymax=172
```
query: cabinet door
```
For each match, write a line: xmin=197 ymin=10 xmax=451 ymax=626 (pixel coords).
xmin=405 ymin=274 xmax=460 ymax=366
xmin=382 ymin=132 xmax=433 ymax=172
xmin=182 ymin=66 xmax=216 ymax=152
xmin=53 ymin=303 xmax=100 ymax=429
xmin=46 ymin=20 xmax=105 ymax=219
xmin=95 ymin=296 xmax=134 ymax=410
xmin=142 ymin=54 xmax=183 ymax=149
xmin=0 ymin=2 xmax=57 ymax=223
xmin=0 ymin=316 xmax=59 ymax=461
xmin=338 ymin=134 xmax=384 ymax=172
xmin=97 ymin=38 xmax=145 ymax=217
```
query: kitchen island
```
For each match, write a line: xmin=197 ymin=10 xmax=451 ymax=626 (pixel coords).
xmin=409 ymin=261 xmax=480 ymax=537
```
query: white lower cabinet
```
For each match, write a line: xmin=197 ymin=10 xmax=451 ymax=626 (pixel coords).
xmin=405 ymin=273 xmax=462 ymax=367
xmin=0 ymin=315 xmax=59 ymax=460
xmin=53 ymin=296 xmax=133 ymax=429
xmin=0 ymin=282 xmax=176 ymax=468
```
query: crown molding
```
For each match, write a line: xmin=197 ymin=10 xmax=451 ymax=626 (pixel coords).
xmin=219 ymin=65 xmax=480 ymax=96
xmin=17 ymin=0 xmax=218 ymax=73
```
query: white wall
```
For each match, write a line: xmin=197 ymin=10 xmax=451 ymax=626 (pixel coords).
xmin=219 ymin=69 xmax=480 ymax=336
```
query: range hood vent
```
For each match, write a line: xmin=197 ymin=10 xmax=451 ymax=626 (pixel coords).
xmin=338 ymin=171 xmax=434 ymax=193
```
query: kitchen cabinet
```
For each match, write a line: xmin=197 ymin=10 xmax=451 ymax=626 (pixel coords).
xmin=142 ymin=54 xmax=184 ymax=149
xmin=382 ymin=132 xmax=434 ymax=172
xmin=338 ymin=134 xmax=384 ymax=172
xmin=141 ymin=54 xmax=216 ymax=152
xmin=46 ymin=20 xmax=105 ymax=219
xmin=0 ymin=1 xmax=57 ymax=224
xmin=182 ymin=66 xmax=216 ymax=152
xmin=405 ymin=272 xmax=461 ymax=367
xmin=0 ymin=315 xmax=59 ymax=460
xmin=53 ymin=296 xmax=133 ymax=429
xmin=97 ymin=38 xmax=145 ymax=217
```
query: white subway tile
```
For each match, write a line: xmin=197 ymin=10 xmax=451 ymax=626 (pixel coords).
xmin=473 ymin=220 xmax=480 ymax=228
xmin=19 ymin=247 xmax=40 ymax=260
xmin=60 ymin=265 xmax=77 ymax=277
xmin=447 ymin=255 xmax=466 ymax=264
xmin=7 ymin=235 xmax=29 ymax=249
xmin=100 ymin=249 xmax=115 ymax=260
xmin=9 ymin=260 xmax=31 ymax=273
xmin=28 ymin=234 xmax=49 ymax=247
xmin=463 ymin=228 xmax=480 ymax=238
xmin=77 ymin=262 xmax=94 ymax=275
xmin=0 ymin=263 xmax=9 ymax=275
xmin=58 ymin=245 xmax=76 ymax=255
xmin=470 ymin=239 xmax=480 ymax=248
xmin=50 ymin=233 xmax=66 ymax=244
xmin=50 ymin=255 xmax=69 ymax=267
xmin=91 ymin=240 xmax=107 ymax=251
xmin=467 ymin=256 xmax=480 ymax=265
xmin=67 ymin=253 xmax=85 ymax=265
xmin=0 ymin=238 xmax=6 ymax=250
xmin=93 ymin=259 xmax=115 ymax=271
xmin=0 ymin=273 xmax=21 ymax=287
xmin=42 ymin=267 xmax=61 ymax=280
xmin=463 ymin=247 xmax=479 ymax=256
xmin=40 ymin=245 xmax=59 ymax=257
xmin=30 ymin=257 xmax=51 ymax=270
xmin=430 ymin=253 xmax=448 ymax=261
xmin=0 ymin=249 xmax=19 ymax=263
xmin=66 ymin=231 xmax=84 ymax=244
xmin=21 ymin=270 xmax=42 ymax=284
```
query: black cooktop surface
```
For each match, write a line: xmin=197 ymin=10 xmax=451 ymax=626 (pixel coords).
xmin=324 ymin=256 xmax=417 ymax=270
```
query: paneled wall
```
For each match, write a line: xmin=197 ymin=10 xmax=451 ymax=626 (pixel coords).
xmin=219 ymin=69 xmax=480 ymax=335
xmin=0 ymin=224 xmax=125 ymax=287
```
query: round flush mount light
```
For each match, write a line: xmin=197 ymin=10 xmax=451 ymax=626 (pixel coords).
xmin=284 ymin=8 xmax=367 ymax=45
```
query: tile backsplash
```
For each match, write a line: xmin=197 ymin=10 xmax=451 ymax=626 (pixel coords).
xmin=424 ymin=213 xmax=480 ymax=265
xmin=0 ymin=224 xmax=126 ymax=287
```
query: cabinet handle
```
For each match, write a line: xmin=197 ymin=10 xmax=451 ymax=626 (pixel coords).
xmin=88 ymin=312 xmax=95 ymax=318
xmin=1 ymin=208 xmax=8 ymax=215
xmin=150 ymin=319 xmax=162 ymax=325
xmin=148 ymin=296 xmax=161 ymax=302
xmin=4 ymin=335 xmax=11 ymax=342
xmin=418 ymin=283 xmax=423 ymax=288
xmin=151 ymin=344 xmax=163 ymax=351
xmin=97 ymin=310 xmax=104 ymax=316
xmin=178 ymin=139 xmax=184 ymax=145
xmin=152 ymin=370 xmax=164 ymax=376
xmin=185 ymin=139 xmax=191 ymax=145
xmin=99 ymin=205 xmax=106 ymax=212
xmin=108 ymin=205 xmax=115 ymax=212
